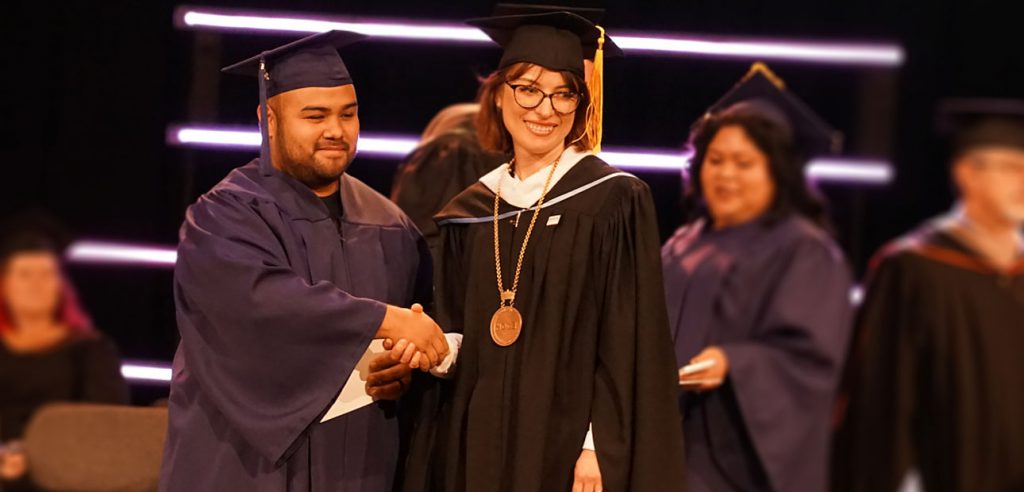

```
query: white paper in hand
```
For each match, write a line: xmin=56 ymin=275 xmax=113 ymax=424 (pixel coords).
xmin=320 ymin=339 xmax=387 ymax=423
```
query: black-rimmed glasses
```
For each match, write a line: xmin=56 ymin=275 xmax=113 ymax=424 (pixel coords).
xmin=504 ymin=82 xmax=581 ymax=114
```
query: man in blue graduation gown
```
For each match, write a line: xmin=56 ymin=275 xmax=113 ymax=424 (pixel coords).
xmin=159 ymin=31 xmax=448 ymax=492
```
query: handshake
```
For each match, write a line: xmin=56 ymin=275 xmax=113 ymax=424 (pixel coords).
xmin=368 ymin=303 xmax=448 ymax=401
xmin=375 ymin=303 xmax=449 ymax=371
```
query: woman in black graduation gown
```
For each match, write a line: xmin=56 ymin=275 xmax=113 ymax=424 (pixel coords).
xmin=662 ymin=64 xmax=853 ymax=492
xmin=0 ymin=232 xmax=128 ymax=491
xmin=400 ymin=11 xmax=686 ymax=492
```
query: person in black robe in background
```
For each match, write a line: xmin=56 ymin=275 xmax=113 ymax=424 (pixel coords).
xmin=159 ymin=31 xmax=448 ymax=492
xmin=663 ymin=64 xmax=854 ymax=492
xmin=833 ymin=99 xmax=1024 ymax=492
xmin=390 ymin=103 xmax=506 ymax=261
xmin=400 ymin=11 xmax=686 ymax=492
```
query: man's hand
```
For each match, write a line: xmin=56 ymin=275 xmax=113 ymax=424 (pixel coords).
xmin=678 ymin=346 xmax=729 ymax=392
xmin=376 ymin=303 xmax=448 ymax=368
xmin=365 ymin=352 xmax=413 ymax=401
xmin=572 ymin=449 xmax=602 ymax=492
xmin=0 ymin=443 xmax=27 ymax=481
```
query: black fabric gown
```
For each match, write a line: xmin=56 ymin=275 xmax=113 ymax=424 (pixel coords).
xmin=401 ymin=155 xmax=687 ymax=492
xmin=833 ymin=218 xmax=1024 ymax=492
xmin=390 ymin=123 xmax=506 ymax=263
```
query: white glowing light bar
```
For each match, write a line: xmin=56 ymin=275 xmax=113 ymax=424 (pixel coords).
xmin=121 ymin=362 xmax=173 ymax=384
xmin=613 ymin=35 xmax=903 ymax=66
xmin=600 ymin=150 xmax=692 ymax=172
xmin=66 ymin=241 xmax=177 ymax=267
xmin=175 ymin=7 xmax=904 ymax=67
xmin=170 ymin=126 xmax=419 ymax=157
xmin=117 ymin=284 xmax=867 ymax=387
xmin=180 ymin=10 xmax=489 ymax=43
xmin=175 ymin=127 xmax=260 ymax=148
xmin=352 ymin=135 xmax=418 ymax=156
xmin=167 ymin=125 xmax=894 ymax=185
xmin=808 ymin=158 xmax=895 ymax=184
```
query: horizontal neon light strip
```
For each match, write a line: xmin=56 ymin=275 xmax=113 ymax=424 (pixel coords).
xmin=121 ymin=361 xmax=173 ymax=384
xmin=121 ymin=280 xmax=862 ymax=385
xmin=807 ymin=158 xmax=894 ymax=184
xmin=175 ymin=7 xmax=904 ymax=67
xmin=168 ymin=125 xmax=895 ymax=185
xmin=172 ymin=126 xmax=420 ymax=155
xmin=66 ymin=241 xmax=177 ymax=268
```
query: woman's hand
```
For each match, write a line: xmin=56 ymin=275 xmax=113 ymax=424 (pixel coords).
xmin=678 ymin=346 xmax=729 ymax=392
xmin=572 ymin=449 xmax=602 ymax=492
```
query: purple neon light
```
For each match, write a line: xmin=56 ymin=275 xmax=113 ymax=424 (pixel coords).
xmin=66 ymin=241 xmax=177 ymax=268
xmin=122 ymin=282 xmax=865 ymax=386
xmin=167 ymin=125 xmax=895 ymax=185
xmin=175 ymin=7 xmax=904 ymax=67
xmin=121 ymin=361 xmax=173 ymax=384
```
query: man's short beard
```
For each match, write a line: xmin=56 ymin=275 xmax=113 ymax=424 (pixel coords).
xmin=272 ymin=127 xmax=351 ymax=190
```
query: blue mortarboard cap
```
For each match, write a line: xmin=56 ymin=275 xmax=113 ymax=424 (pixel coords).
xmin=221 ymin=30 xmax=366 ymax=175
xmin=695 ymin=63 xmax=843 ymax=157
xmin=221 ymin=30 xmax=366 ymax=97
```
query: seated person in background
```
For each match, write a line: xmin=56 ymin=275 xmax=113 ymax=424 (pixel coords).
xmin=0 ymin=231 xmax=129 ymax=491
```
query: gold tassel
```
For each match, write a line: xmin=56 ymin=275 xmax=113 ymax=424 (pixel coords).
xmin=744 ymin=61 xmax=786 ymax=90
xmin=585 ymin=25 xmax=605 ymax=153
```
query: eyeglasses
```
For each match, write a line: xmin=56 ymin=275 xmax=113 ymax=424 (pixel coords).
xmin=970 ymin=155 xmax=1024 ymax=176
xmin=504 ymin=82 xmax=581 ymax=115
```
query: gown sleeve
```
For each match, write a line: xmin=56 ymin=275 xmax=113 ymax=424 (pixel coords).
xmin=589 ymin=180 xmax=688 ymax=491
xmin=718 ymin=236 xmax=853 ymax=491
xmin=832 ymin=253 xmax=922 ymax=492
xmin=173 ymin=190 xmax=387 ymax=465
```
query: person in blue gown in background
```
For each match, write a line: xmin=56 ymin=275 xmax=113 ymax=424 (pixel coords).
xmin=663 ymin=64 xmax=854 ymax=492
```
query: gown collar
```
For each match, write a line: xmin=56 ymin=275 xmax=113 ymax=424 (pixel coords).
xmin=478 ymin=145 xmax=592 ymax=208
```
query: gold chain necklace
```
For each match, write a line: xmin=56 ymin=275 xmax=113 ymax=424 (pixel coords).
xmin=490 ymin=154 xmax=561 ymax=346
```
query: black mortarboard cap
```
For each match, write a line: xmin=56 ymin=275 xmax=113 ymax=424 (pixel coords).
xmin=695 ymin=63 xmax=843 ymax=157
xmin=467 ymin=11 xmax=611 ymax=78
xmin=936 ymin=98 xmax=1024 ymax=155
xmin=487 ymin=4 xmax=623 ymax=59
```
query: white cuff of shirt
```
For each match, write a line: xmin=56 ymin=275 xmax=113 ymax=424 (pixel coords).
xmin=429 ymin=333 xmax=463 ymax=379
xmin=582 ymin=423 xmax=596 ymax=451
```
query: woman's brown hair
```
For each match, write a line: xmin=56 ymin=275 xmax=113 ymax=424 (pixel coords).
xmin=476 ymin=62 xmax=592 ymax=154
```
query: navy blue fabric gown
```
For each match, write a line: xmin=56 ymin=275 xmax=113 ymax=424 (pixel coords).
xmin=160 ymin=159 xmax=430 ymax=492
xmin=662 ymin=215 xmax=853 ymax=492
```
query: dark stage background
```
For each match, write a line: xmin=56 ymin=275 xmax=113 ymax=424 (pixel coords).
xmin=2 ymin=0 xmax=1020 ymax=403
